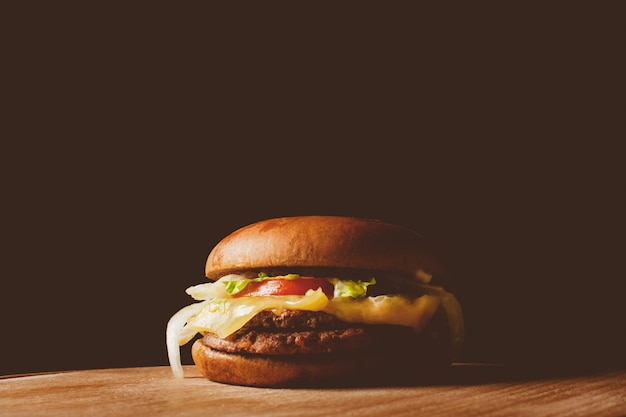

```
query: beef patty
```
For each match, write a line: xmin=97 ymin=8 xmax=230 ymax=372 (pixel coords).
xmin=200 ymin=308 xmax=449 ymax=356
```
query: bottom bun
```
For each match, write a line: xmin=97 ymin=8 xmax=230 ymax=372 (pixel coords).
xmin=191 ymin=339 xmax=449 ymax=387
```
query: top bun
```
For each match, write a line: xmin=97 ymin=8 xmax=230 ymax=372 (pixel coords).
xmin=205 ymin=216 xmax=443 ymax=283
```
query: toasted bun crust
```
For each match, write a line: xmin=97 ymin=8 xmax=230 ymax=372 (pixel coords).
xmin=205 ymin=216 xmax=443 ymax=281
xmin=191 ymin=339 xmax=447 ymax=387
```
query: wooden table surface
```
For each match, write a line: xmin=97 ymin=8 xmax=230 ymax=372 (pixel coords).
xmin=1 ymin=365 xmax=624 ymax=417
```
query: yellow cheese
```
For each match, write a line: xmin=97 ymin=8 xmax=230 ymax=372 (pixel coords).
xmin=185 ymin=289 xmax=441 ymax=339
xmin=186 ymin=288 xmax=329 ymax=338
xmin=324 ymin=294 xmax=440 ymax=333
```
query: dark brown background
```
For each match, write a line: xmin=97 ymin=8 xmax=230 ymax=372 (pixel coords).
xmin=2 ymin=3 xmax=624 ymax=376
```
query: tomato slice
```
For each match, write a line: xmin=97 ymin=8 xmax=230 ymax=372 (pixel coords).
xmin=233 ymin=277 xmax=335 ymax=298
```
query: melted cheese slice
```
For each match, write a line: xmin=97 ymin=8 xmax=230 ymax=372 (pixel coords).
xmin=324 ymin=294 xmax=440 ymax=333
xmin=185 ymin=288 xmax=441 ymax=338
xmin=186 ymin=288 xmax=329 ymax=338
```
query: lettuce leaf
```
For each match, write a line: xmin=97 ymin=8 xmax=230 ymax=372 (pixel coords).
xmin=331 ymin=277 xmax=376 ymax=298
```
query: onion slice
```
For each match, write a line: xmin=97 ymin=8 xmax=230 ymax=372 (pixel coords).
xmin=166 ymin=300 xmax=210 ymax=378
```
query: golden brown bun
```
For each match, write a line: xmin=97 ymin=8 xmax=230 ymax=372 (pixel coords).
xmin=205 ymin=216 xmax=443 ymax=281
xmin=191 ymin=340 xmax=364 ymax=387
xmin=191 ymin=339 xmax=448 ymax=387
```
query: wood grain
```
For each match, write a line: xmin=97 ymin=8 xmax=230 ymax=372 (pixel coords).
xmin=1 ymin=365 xmax=624 ymax=417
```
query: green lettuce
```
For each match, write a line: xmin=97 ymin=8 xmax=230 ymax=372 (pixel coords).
xmin=331 ymin=277 xmax=376 ymax=298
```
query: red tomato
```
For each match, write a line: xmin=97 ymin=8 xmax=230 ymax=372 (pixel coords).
xmin=234 ymin=277 xmax=334 ymax=298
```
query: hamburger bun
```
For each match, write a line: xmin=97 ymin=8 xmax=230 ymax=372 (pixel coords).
xmin=191 ymin=332 xmax=450 ymax=388
xmin=192 ymin=340 xmax=371 ymax=387
xmin=205 ymin=216 xmax=443 ymax=282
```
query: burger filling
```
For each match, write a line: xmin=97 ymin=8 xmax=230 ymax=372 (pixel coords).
xmin=166 ymin=272 xmax=463 ymax=378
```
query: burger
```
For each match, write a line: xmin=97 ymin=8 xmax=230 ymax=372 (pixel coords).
xmin=166 ymin=216 xmax=464 ymax=387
